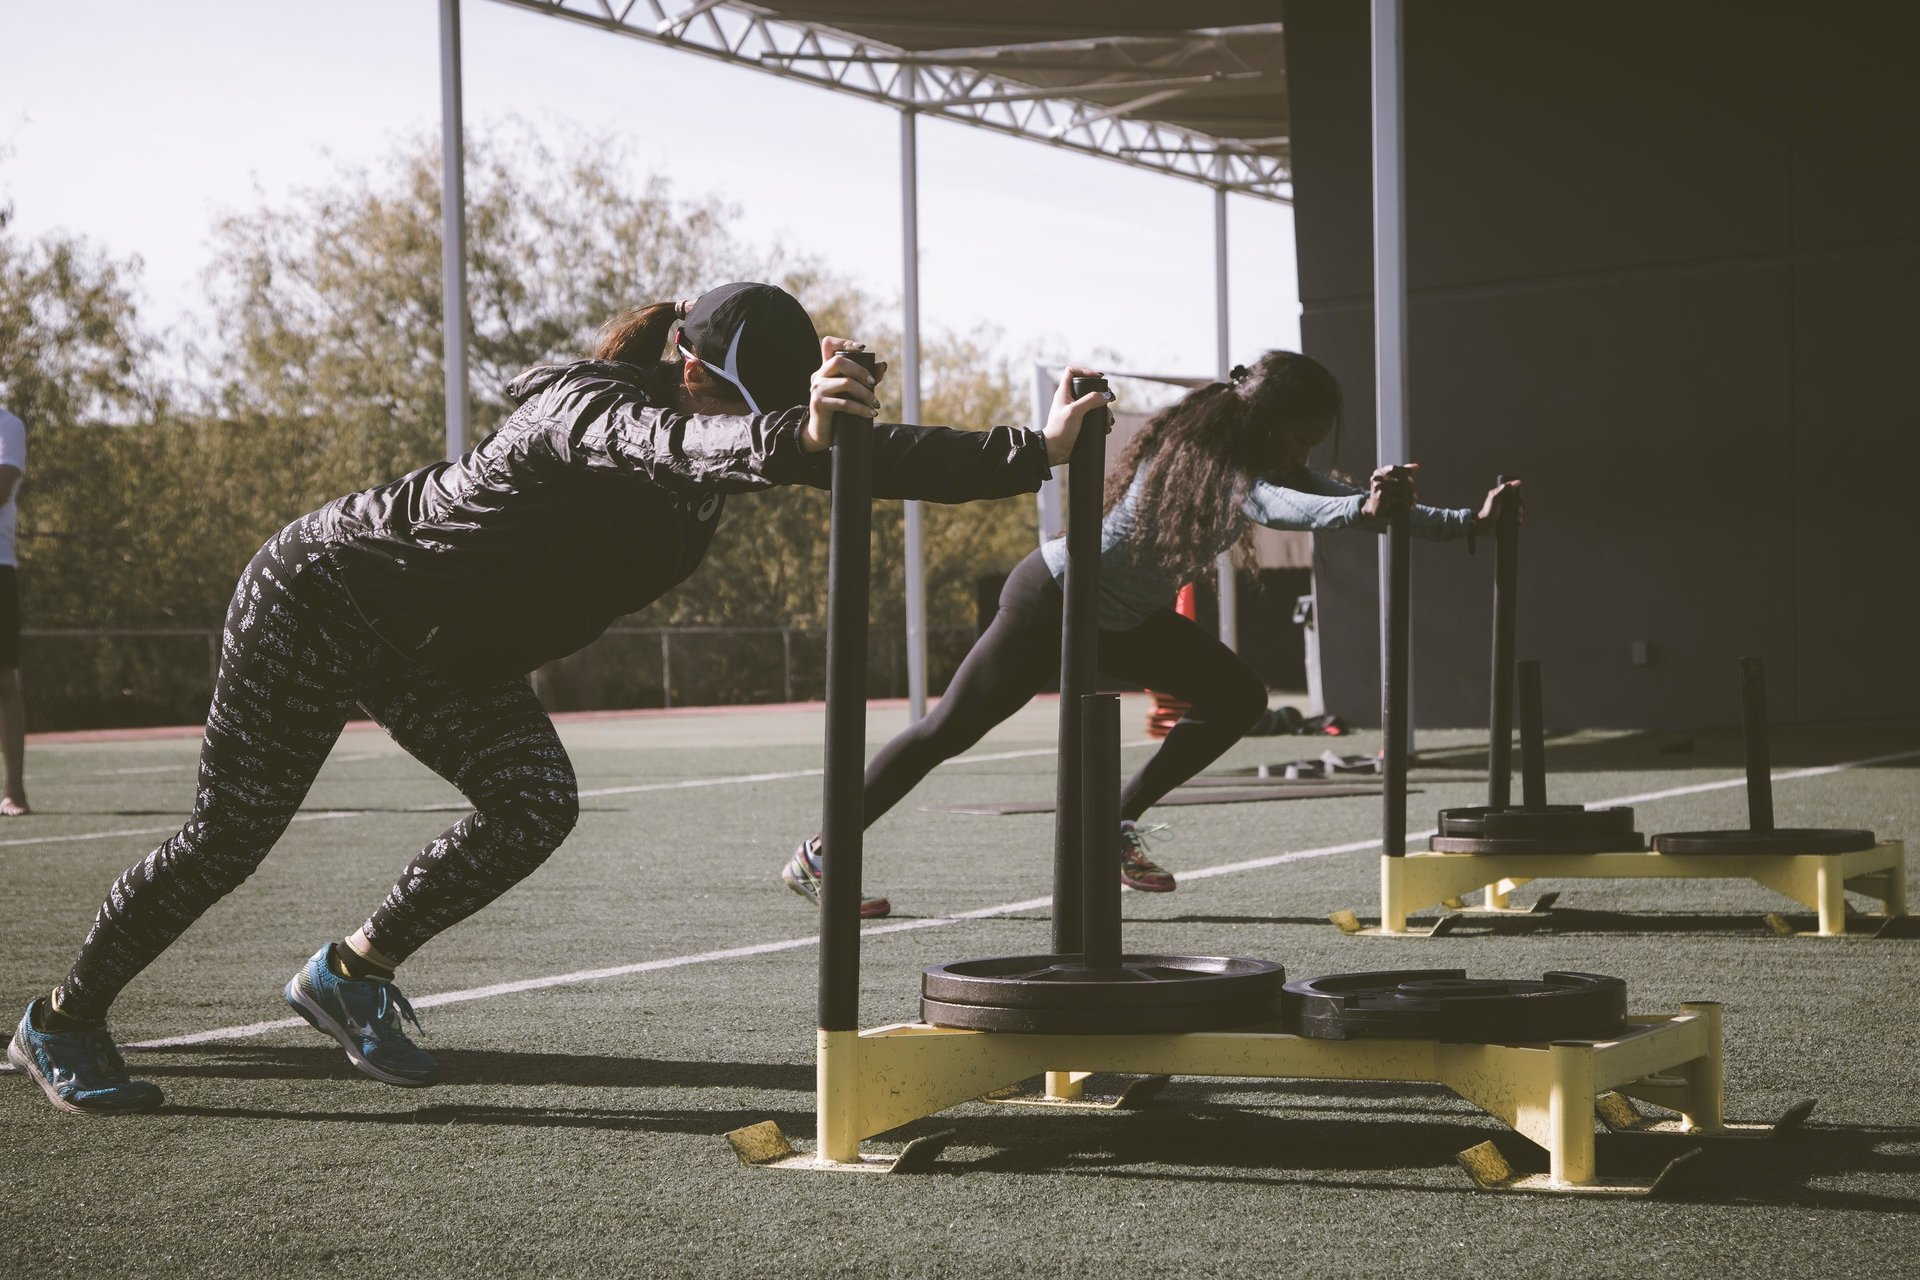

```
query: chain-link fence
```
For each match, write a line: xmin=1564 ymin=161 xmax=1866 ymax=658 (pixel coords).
xmin=21 ymin=624 xmax=986 ymax=730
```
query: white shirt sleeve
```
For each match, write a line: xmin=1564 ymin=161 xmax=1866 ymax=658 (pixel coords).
xmin=0 ymin=411 xmax=25 ymax=475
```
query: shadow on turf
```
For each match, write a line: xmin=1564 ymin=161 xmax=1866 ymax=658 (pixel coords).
xmin=122 ymin=1050 xmax=1920 ymax=1212
xmin=903 ymin=1100 xmax=1920 ymax=1211
xmin=130 ymin=1043 xmax=811 ymax=1091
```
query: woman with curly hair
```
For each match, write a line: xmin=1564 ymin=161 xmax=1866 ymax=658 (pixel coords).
xmin=783 ymin=348 xmax=1517 ymax=916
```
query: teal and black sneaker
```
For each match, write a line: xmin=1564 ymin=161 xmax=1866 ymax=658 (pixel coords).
xmin=283 ymin=945 xmax=437 ymax=1087
xmin=8 ymin=998 xmax=164 ymax=1116
xmin=781 ymin=836 xmax=891 ymax=919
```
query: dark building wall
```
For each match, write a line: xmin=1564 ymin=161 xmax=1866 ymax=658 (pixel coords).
xmin=1284 ymin=1 xmax=1920 ymax=728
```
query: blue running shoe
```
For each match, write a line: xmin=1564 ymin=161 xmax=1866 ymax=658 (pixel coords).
xmin=8 ymin=998 xmax=164 ymax=1116
xmin=283 ymin=945 xmax=437 ymax=1087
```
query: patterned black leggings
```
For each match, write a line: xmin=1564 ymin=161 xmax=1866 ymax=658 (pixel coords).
xmin=55 ymin=518 xmax=578 ymax=1020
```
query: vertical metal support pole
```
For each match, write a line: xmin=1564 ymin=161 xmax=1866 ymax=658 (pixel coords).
xmin=1372 ymin=0 xmax=1411 ymax=728
xmin=816 ymin=1029 xmax=860 ymax=1163
xmin=1518 ymin=658 xmax=1547 ymax=808
xmin=1212 ymin=175 xmax=1239 ymax=651
xmin=1815 ymin=861 xmax=1847 ymax=937
xmin=1044 ymin=1070 xmax=1086 ymax=1101
xmin=1053 ymin=378 xmax=1111 ymax=955
xmin=818 ymin=352 xmax=877 ymax=1037
xmin=899 ymin=91 xmax=928 ymax=723
xmin=660 ymin=633 xmax=672 ymax=709
xmin=437 ymin=0 xmax=469 ymax=462
xmin=1487 ymin=480 xmax=1519 ymax=809
xmin=1033 ymin=363 xmax=1061 ymax=545
xmin=781 ymin=628 xmax=794 ymax=704
xmin=1081 ymin=694 xmax=1123 ymax=970
xmin=1677 ymin=1001 xmax=1726 ymax=1132
xmin=1382 ymin=509 xmax=1409 ymax=858
xmin=1740 ymin=656 xmax=1773 ymax=832
xmin=1547 ymin=1041 xmax=1598 ymax=1186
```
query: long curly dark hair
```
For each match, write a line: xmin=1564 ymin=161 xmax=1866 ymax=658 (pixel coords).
xmin=1104 ymin=349 xmax=1343 ymax=571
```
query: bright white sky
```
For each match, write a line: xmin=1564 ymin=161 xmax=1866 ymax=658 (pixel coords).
xmin=1 ymin=0 xmax=1299 ymax=386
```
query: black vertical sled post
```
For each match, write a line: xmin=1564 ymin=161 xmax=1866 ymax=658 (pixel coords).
xmin=1487 ymin=476 xmax=1519 ymax=810
xmin=1519 ymin=659 xmax=1548 ymax=808
xmin=818 ymin=350 xmax=877 ymax=1034
xmin=1432 ymin=484 xmax=1645 ymax=854
xmin=1081 ymin=693 xmax=1124 ymax=970
xmin=1648 ymin=655 xmax=1873 ymax=856
xmin=1382 ymin=505 xmax=1410 ymax=857
xmin=919 ymin=372 xmax=1286 ymax=1035
xmin=1741 ymin=657 xmax=1774 ymax=833
xmin=1053 ymin=375 xmax=1111 ymax=955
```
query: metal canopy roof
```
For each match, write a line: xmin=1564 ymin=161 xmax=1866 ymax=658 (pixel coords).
xmin=486 ymin=1 xmax=1291 ymax=201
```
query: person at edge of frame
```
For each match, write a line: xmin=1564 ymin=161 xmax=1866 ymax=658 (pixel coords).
xmin=0 ymin=402 xmax=27 ymax=815
xmin=6 ymin=281 xmax=1114 ymax=1116
xmin=782 ymin=349 xmax=1522 ymax=917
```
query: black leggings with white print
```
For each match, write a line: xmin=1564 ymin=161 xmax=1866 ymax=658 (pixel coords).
xmin=55 ymin=516 xmax=579 ymax=1020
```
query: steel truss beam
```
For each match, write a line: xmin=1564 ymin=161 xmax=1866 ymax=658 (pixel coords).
xmin=483 ymin=0 xmax=1291 ymax=201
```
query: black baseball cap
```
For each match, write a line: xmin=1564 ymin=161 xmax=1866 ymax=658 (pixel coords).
xmin=675 ymin=282 xmax=820 ymax=413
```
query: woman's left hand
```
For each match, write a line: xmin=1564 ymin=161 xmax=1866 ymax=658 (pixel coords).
xmin=802 ymin=338 xmax=889 ymax=453
xmin=1361 ymin=463 xmax=1419 ymax=518
xmin=1475 ymin=477 xmax=1524 ymax=526
xmin=1042 ymin=365 xmax=1113 ymax=466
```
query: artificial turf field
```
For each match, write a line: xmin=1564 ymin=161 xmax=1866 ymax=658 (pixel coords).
xmin=4 ymin=695 xmax=1917 ymax=1278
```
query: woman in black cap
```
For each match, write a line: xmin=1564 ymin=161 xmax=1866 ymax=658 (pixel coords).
xmin=8 ymin=282 xmax=1110 ymax=1116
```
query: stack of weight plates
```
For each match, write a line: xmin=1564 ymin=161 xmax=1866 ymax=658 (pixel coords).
xmin=1283 ymin=969 xmax=1627 ymax=1042
xmin=921 ymin=954 xmax=1287 ymax=1034
xmin=1431 ymin=804 xmax=1643 ymax=854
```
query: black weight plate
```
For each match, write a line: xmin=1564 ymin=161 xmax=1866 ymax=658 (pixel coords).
xmin=1283 ymin=969 xmax=1626 ymax=1043
xmin=921 ymin=992 xmax=1285 ymax=1034
xmin=1479 ymin=807 xmax=1636 ymax=840
xmin=1429 ymin=832 xmax=1645 ymax=854
xmin=1439 ymin=803 xmax=1585 ymax=830
xmin=1651 ymin=827 xmax=1877 ymax=855
xmin=1437 ymin=806 xmax=1637 ymax=840
xmin=1281 ymin=968 xmax=1461 ymax=1041
xmin=923 ymin=954 xmax=1286 ymax=1011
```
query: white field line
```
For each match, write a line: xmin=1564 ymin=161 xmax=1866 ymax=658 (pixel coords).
xmin=93 ymin=751 xmax=389 ymax=778
xmin=88 ymin=743 xmax=1915 ymax=1057
xmin=0 ymin=810 xmax=366 ymax=850
xmin=0 ymin=741 xmax=1149 ymax=848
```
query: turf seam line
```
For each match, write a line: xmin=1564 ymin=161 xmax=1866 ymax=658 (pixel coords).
xmin=72 ymin=742 xmax=1914 ymax=1059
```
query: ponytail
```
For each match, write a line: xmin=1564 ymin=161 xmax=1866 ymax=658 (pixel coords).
xmin=594 ymin=300 xmax=689 ymax=365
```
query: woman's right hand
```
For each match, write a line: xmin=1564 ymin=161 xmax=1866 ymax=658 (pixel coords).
xmin=1043 ymin=365 xmax=1113 ymax=467
xmin=1361 ymin=462 xmax=1419 ymax=517
xmin=802 ymin=338 xmax=887 ymax=454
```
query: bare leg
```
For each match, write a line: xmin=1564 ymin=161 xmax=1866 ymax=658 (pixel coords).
xmin=0 ymin=666 xmax=26 ymax=814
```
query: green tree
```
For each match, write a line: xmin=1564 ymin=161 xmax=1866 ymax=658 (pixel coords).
xmin=6 ymin=127 xmax=1061 ymax=720
xmin=197 ymin=127 xmax=1046 ymax=655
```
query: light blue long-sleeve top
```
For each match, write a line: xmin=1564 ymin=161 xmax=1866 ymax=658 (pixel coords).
xmin=1039 ymin=465 xmax=1475 ymax=630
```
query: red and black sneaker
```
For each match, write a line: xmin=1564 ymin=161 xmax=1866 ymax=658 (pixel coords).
xmin=1119 ymin=821 xmax=1177 ymax=893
